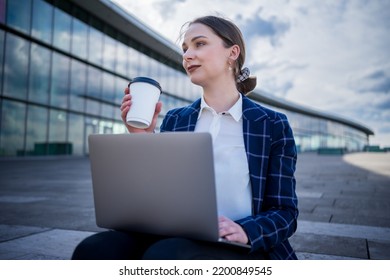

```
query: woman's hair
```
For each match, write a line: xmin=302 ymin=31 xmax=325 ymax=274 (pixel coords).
xmin=185 ymin=15 xmax=257 ymax=94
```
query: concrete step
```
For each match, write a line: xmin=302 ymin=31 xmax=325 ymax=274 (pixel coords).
xmin=1 ymin=221 xmax=389 ymax=260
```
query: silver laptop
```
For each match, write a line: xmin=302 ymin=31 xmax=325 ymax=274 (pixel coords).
xmin=88 ymin=132 xmax=250 ymax=249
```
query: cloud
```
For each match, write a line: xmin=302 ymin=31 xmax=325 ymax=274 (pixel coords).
xmin=155 ymin=0 xmax=187 ymax=19
xmin=249 ymin=59 xmax=306 ymax=98
xmin=378 ymin=123 xmax=390 ymax=133
xmin=265 ymin=79 xmax=294 ymax=98
xmin=352 ymin=69 xmax=390 ymax=94
xmin=376 ymin=97 xmax=390 ymax=110
xmin=238 ymin=8 xmax=290 ymax=47
xmin=110 ymin=0 xmax=390 ymax=146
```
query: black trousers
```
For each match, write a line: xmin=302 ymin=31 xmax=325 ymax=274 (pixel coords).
xmin=71 ymin=231 xmax=265 ymax=260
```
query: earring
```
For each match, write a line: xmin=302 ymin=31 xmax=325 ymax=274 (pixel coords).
xmin=228 ymin=61 xmax=233 ymax=71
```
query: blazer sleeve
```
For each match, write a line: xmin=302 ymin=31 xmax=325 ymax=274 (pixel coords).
xmin=236 ymin=112 xmax=298 ymax=253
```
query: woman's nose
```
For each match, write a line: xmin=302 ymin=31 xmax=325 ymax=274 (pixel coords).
xmin=183 ymin=49 xmax=194 ymax=61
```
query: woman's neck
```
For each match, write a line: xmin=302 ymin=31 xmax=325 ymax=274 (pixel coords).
xmin=202 ymin=81 xmax=240 ymax=113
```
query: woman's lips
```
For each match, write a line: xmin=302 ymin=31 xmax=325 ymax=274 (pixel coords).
xmin=187 ymin=65 xmax=200 ymax=73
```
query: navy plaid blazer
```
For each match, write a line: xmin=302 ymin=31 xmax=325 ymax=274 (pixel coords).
xmin=160 ymin=95 xmax=299 ymax=260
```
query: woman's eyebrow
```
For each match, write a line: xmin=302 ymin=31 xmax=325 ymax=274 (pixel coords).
xmin=182 ymin=35 xmax=208 ymax=48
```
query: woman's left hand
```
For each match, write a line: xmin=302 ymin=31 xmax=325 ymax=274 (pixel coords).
xmin=218 ymin=216 xmax=249 ymax=245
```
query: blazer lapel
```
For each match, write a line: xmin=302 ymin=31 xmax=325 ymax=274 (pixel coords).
xmin=242 ymin=96 xmax=270 ymax=214
xmin=171 ymin=99 xmax=201 ymax=132
xmin=242 ymin=95 xmax=269 ymax=157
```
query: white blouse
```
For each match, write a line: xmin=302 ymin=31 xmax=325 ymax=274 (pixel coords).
xmin=194 ymin=94 xmax=252 ymax=221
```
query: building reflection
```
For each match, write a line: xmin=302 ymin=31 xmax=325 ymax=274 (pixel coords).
xmin=0 ymin=0 xmax=373 ymax=156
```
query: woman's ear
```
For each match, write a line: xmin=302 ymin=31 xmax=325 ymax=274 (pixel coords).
xmin=229 ymin=44 xmax=240 ymax=61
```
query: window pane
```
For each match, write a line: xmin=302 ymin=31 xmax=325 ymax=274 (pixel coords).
xmin=114 ymin=76 xmax=128 ymax=120
xmin=99 ymin=120 xmax=113 ymax=134
xmin=159 ymin=63 xmax=169 ymax=94
xmin=50 ymin=52 xmax=70 ymax=109
xmin=138 ymin=51 xmax=149 ymax=76
xmin=3 ymin=33 xmax=29 ymax=100
xmin=115 ymin=76 xmax=127 ymax=103
xmin=6 ymin=0 xmax=32 ymax=34
xmin=115 ymin=41 xmax=127 ymax=76
xmin=0 ymin=30 xmax=4 ymax=91
xmin=69 ymin=59 xmax=86 ymax=112
xmin=88 ymin=24 xmax=103 ymax=66
xmin=127 ymin=47 xmax=138 ymax=79
xmin=0 ymin=0 xmax=5 ymax=23
xmin=0 ymin=100 xmax=26 ymax=156
xmin=26 ymin=105 xmax=48 ymax=155
xmin=71 ymin=18 xmax=88 ymax=59
xmin=28 ymin=43 xmax=50 ymax=104
xmin=102 ymin=72 xmax=115 ymax=102
xmin=86 ymin=66 xmax=101 ymax=115
xmin=49 ymin=109 xmax=66 ymax=143
xmin=103 ymin=35 xmax=116 ymax=72
xmin=68 ymin=113 xmax=84 ymax=155
xmin=149 ymin=57 xmax=161 ymax=83
xmin=53 ymin=7 xmax=71 ymax=52
xmin=85 ymin=117 xmax=99 ymax=154
xmin=101 ymin=72 xmax=115 ymax=118
xmin=31 ymin=0 xmax=53 ymax=44
xmin=113 ymin=121 xmax=126 ymax=134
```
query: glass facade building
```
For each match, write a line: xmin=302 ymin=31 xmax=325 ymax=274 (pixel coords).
xmin=0 ymin=0 xmax=373 ymax=157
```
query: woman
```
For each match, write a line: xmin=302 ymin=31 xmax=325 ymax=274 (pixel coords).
xmin=72 ymin=15 xmax=298 ymax=260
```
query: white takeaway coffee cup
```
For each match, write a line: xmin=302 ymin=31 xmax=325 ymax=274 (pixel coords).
xmin=126 ymin=77 xmax=162 ymax=129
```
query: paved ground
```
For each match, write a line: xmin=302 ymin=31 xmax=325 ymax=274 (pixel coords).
xmin=0 ymin=152 xmax=389 ymax=260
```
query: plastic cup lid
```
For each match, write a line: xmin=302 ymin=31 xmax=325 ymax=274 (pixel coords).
xmin=129 ymin=77 xmax=162 ymax=92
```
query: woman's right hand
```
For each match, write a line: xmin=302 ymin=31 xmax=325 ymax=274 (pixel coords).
xmin=120 ymin=86 xmax=162 ymax=133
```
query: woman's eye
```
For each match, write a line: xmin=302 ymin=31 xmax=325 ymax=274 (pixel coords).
xmin=196 ymin=42 xmax=205 ymax=47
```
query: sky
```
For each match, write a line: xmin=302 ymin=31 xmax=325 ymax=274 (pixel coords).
xmin=110 ymin=0 xmax=390 ymax=147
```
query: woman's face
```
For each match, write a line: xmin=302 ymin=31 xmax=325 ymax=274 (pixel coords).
xmin=182 ymin=23 xmax=233 ymax=87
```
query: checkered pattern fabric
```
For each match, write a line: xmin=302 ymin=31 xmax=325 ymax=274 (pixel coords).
xmin=160 ymin=95 xmax=299 ymax=259
xmin=236 ymin=67 xmax=250 ymax=83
